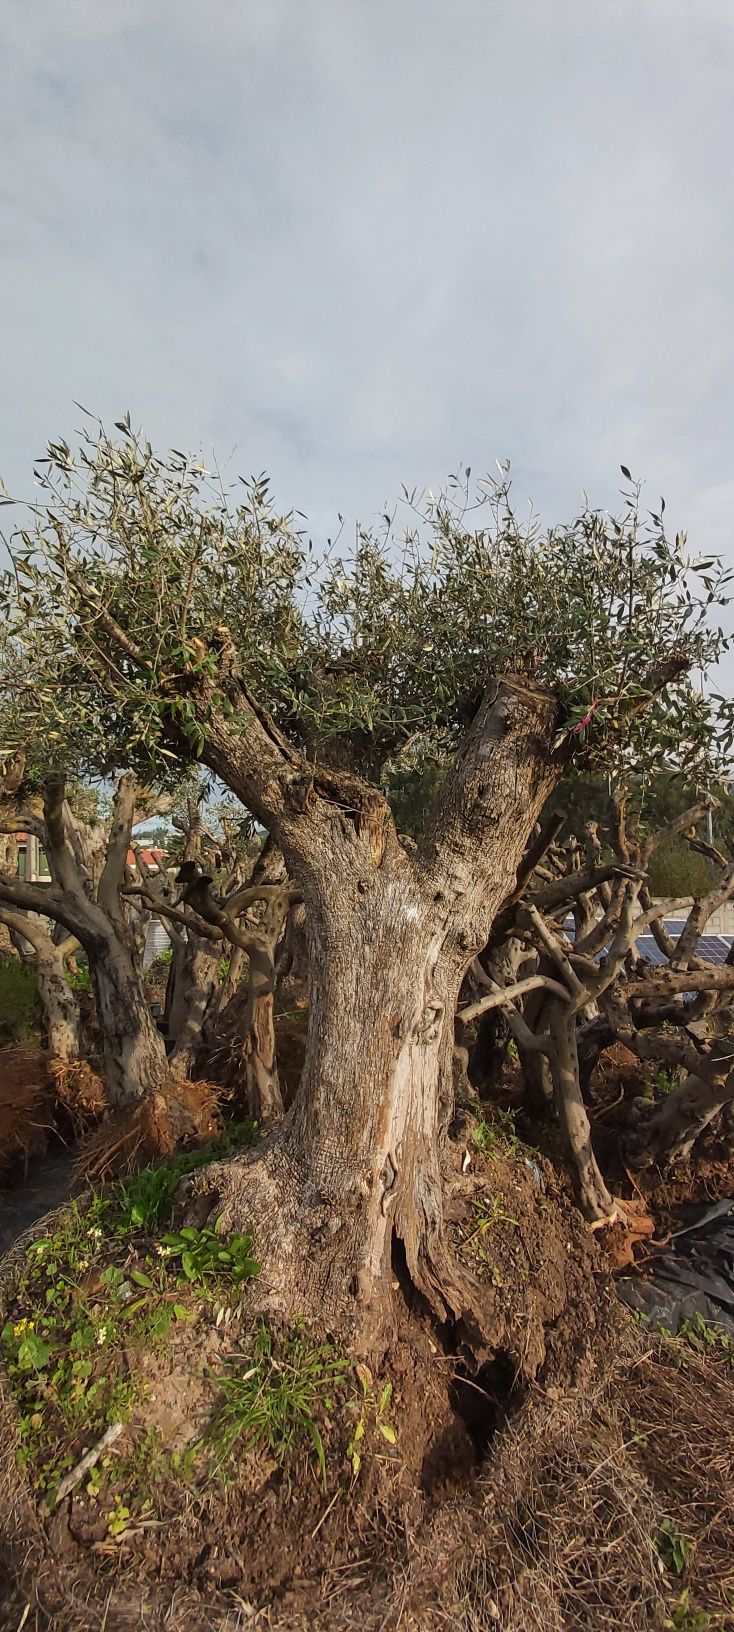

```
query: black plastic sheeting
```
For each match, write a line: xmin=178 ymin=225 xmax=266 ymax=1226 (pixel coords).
xmin=617 ymin=1199 xmax=734 ymax=1335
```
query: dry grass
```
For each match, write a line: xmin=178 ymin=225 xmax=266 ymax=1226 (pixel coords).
xmin=406 ymin=1326 xmax=734 ymax=1632
xmin=627 ymin=1333 xmax=734 ymax=1625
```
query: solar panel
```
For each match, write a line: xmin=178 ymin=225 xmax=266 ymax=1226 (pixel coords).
xmin=696 ymin=936 xmax=732 ymax=965
xmin=636 ymin=936 xmax=670 ymax=965
xmin=553 ymin=918 xmax=733 ymax=969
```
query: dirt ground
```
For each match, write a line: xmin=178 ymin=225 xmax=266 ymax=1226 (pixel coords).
xmin=1 ymin=1032 xmax=733 ymax=1631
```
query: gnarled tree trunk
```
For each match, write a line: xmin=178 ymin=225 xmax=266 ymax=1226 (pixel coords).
xmin=167 ymin=936 xmax=220 ymax=1077
xmin=188 ymin=676 xmax=564 ymax=1340
xmin=628 ymin=1050 xmax=734 ymax=1165
xmin=35 ymin=939 xmax=82 ymax=1064
xmin=0 ymin=906 xmax=81 ymax=1065
xmin=90 ymin=927 xmax=169 ymax=1107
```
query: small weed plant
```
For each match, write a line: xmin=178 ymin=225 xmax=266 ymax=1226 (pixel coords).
xmin=472 ymin=1107 xmax=521 ymax=1158
xmin=209 ymin=1320 xmax=351 ymax=1487
xmin=465 ymin=1195 xmax=519 ymax=1263
xmin=653 ymin=1066 xmax=680 ymax=1098
xmin=66 ymin=962 xmax=92 ymax=995
xmin=156 ymin=1224 xmax=259 ymax=1289
xmin=636 ymin=1310 xmax=734 ymax=1365
xmin=676 ymin=1312 xmax=734 ymax=1359
xmin=655 ymin=1516 xmax=693 ymax=1575
xmin=114 ymin=1118 xmax=259 ymax=1232
xmin=347 ymin=1362 xmax=397 ymax=1479
xmin=663 ymin=1588 xmax=711 ymax=1630
xmin=0 ymin=1121 xmax=261 ymax=1498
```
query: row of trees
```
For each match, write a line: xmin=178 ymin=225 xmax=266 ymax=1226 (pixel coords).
xmin=461 ymin=791 xmax=734 ymax=1212
xmin=1 ymin=422 xmax=733 ymax=1347
xmin=0 ymin=774 xmax=299 ymax=1128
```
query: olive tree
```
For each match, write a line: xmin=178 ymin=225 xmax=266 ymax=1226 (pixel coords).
xmin=2 ymin=425 xmax=731 ymax=1342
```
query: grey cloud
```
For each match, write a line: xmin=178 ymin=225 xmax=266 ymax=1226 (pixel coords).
xmin=2 ymin=0 xmax=734 ymax=671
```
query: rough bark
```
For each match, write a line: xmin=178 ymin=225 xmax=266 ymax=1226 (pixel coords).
xmin=185 ymin=676 xmax=564 ymax=1338
xmin=90 ymin=930 xmax=169 ymax=1107
xmin=167 ymin=938 xmax=220 ymax=1075
xmin=276 ymin=900 xmax=309 ymax=998
xmin=549 ymin=1003 xmax=614 ymax=1217
xmin=637 ymin=1067 xmax=734 ymax=1161
xmin=0 ymin=907 xmax=81 ymax=1063
xmin=241 ymin=940 xmax=282 ymax=1119
xmin=34 ymin=942 xmax=81 ymax=1063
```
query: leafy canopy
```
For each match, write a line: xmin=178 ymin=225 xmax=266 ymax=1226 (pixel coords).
xmin=1 ymin=418 xmax=732 ymax=790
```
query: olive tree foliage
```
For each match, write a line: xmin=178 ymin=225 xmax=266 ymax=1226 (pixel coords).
xmin=1 ymin=421 xmax=734 ymax=1331
xmin=0 ymin=424 xmax=731 ymax=792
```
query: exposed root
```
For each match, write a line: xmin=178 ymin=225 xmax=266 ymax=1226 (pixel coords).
xmin=74 ymin=1077 xmax=221 ymax=1182
xmin=0 ymin=1045 xmax=53 ymax=1174
xmin=47 ymin=1058 xmax=108 ymax=1132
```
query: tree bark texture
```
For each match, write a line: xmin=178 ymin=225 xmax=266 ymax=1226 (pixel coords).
xmin=167 ymin=936 xmax=221 ymax=1076
xmin=91 ymin=930 xmax=169 ymax=1108
xmin=0 ymin=907 xmax=81 ymax=1064
xmin=189 ymin=677 xmax=564 ymax=1336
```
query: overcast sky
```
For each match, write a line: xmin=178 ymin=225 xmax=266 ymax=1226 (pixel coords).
xmin=2 ymin=0 xmax=734 ymax=604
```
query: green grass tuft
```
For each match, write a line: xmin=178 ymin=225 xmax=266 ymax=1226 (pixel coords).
xmin=0 ymin=956 xmax=41 ymax=1044
xmin=209 ymin=1321 xmax=352 ymax=1488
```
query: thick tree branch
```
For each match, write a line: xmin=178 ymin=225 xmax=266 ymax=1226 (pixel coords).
xmin=624 ymin=966 xmax=734 ymax=998
xmin=98 ymin=774 xmax=139 ymax=922
xmin=42 ymin=777 xmax=87 ymax=901
xmin=423 ymin=673 xmax=561 ymax=895
xmin=528 ymin=860 xmax=645 ymax=914
xmin=458 ymin=971 xmax=571 ymax=1023
xmin=0 ymin=871 xmax=64 ymax=918
xmin=519 ymin=903 xmax=585 ymax=999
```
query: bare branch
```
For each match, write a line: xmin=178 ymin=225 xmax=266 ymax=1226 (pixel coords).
xmin=639 ymin=798 xmax=717 ymax=866
xmin=687 ymin=834 xmax=729 ymax=869
xmin=458 ymin=971 xmax=571 ymax=1024
xmin=42 ymin=776 xmax=87 ymax=901
xmin=0 ymin=871 xmax=64 ymax=918
xmin=671 ymin=861 xmax=734 ymax=967
xmin=127 ymin=885 xmax=223 ymax=944
xmin=528 ymin=860 xmax=646 ymax=914
xmin=520 ymin=903 xmax=585 ymax=999
xmin=624 ymin=966 xmax=734 ymax=998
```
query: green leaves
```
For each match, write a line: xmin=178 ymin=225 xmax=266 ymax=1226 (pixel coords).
xmin=656 ymin=1517 xmax=694 ymax=1576
xmin=158 ymin=1225 xmax=260 ymax=1290
xmin=16 ymin=1332 xmax=52 ymax=1371
xmin=1 ymin=421 xmax=731 ymax=792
